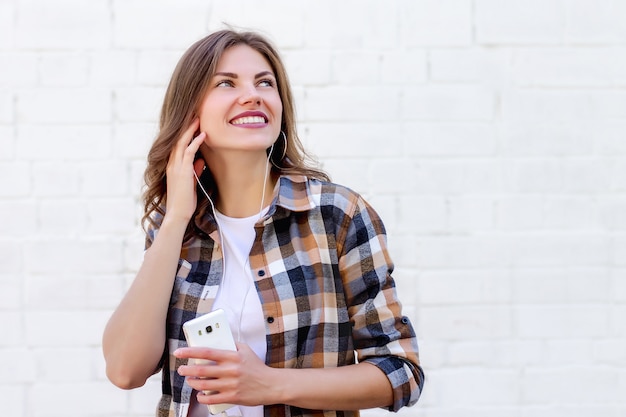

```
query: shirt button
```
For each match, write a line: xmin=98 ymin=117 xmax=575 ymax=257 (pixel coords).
xmin=401 ymin=316 xmax=409 ymax=325
xmin=267 ymin=316 xmax=274 ymax=324
xmin=257 ymin=270 xmax=265 ymax=277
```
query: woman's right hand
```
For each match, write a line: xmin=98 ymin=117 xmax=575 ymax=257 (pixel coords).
xmin=164 ymin=118 xmax=207 ymax=223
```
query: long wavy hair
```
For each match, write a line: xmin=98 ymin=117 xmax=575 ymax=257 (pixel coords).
xmin=142 ymin=29 xmax=329 ymax=240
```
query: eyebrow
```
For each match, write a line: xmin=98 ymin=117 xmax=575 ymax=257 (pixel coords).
xmin=213 ymin=70 xmax=275 ymax=79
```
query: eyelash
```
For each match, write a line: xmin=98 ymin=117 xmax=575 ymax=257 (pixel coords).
xmin=215 ymin=79 xmax=275 ymax=88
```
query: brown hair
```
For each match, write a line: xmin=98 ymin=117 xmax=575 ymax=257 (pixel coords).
xmin=142 ymin=29 xmax=329 ymax=240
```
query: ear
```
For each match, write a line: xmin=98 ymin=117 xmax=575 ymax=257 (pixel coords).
xmin=193 ymin=156 xmax=206 ymax=177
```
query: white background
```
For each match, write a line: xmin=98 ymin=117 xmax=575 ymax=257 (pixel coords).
xmin=1 ymin=0 xmax=625 ymax=416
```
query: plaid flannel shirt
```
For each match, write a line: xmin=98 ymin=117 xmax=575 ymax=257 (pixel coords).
xmin=147 ymin=175 xmax=424 ymax=417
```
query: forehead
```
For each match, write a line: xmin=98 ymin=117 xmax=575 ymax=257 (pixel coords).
xmin=215 ymin=44 xmax=274 ymax=75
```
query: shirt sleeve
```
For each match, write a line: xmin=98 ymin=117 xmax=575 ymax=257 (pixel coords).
xmin=337 ymin=193 xmax=425 ymax=412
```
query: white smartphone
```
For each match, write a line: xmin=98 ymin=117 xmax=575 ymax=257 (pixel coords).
xmin=182 ymin=309 xmax=237 ymax=415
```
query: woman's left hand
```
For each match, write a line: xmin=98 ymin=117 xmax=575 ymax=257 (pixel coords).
xmin=174 ymin=343 xmax=280 ymax=407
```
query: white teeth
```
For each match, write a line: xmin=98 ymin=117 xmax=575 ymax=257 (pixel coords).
xmin=231 ymin=116 xmax=265 ymax=125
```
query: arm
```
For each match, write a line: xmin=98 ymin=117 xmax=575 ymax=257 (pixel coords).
xmin=176 ymin=190 xmax=423 ymax=411
xmin=102 ymin=121 xmax=206 ymax=389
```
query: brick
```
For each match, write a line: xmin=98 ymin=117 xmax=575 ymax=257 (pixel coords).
xmin=113 ymin=0 xmax=209 ymax=49
xmin=320 ymin=159 xmax=370 ymax=195
xmin=560 ymin=159 xmax=611 ymax=194
xmin=136 ymin=50 xmax=182 ymax=86
xmin=0 ymin=200 xmax=36 ymax=237
xmin=0 ymin=162 xmax=29 ymax=197
xmin=303 ymin=122 xmax=403 ymax=159
xmin=397 ymin=196 xmax=448 ymax=233
xmin=25 ymin=273 xmax=126 ymax=310
xmin=610 ymin=158 xmax=626 ymax=191
xmin=401 ymin=85 xmax=496 ymax=121
xmin=129 ymin=378 xmax=162 ymax=414
xmin=30 ymin=381 xmax=126 ymax=417
xmin=381 ymin=49 xmax=428 ymax=85
xmin=522 ymin=367 xmax=620 ymax=405
xmin=210 ymin=0 xmax=305 ymax=49
xmin=302 ymin=0 xmax=398 ymax=49
xmin=17 ymin=125 xmax=112 ymax=160
xmin=80 ymin=160 xmax=130 ymax=197
xmin=114 ymin=87 xmax=164 ymax=123
xmin=331 ymin=52 xmax=381 ymax=85
xmin=400 ymin=0 xmax=472 ymax=47
xmin=611 ymin=306 xmax=626 ymax=337
xmin=38 ymin=199 xmax=87 ymax=236
xmin=0 ymin=312 xmax=23 ymax=346
xmin=591 ymin=90 xmax=626 ymax=119
xmin=1 ymin=385 xmax=25 ymax=416
xmin=0 ymin=126 xmax=15 ymax=158
xmin=0 ymin=240 xmax=22 ymax=274
xmin=612 ymin=269 xmax=626 ymax=302
xmin=427 ymin=368 xmax=518 ymax=406
xmin=304 ymin=86 xmax=400 ymax=122
xmin=113 ymin=123 xmax=155 ymax=159
xmin=594 ymin=339 xmax=626 ymax=365
xmin=32 ymin=162 xmax=81 ymax=197
xmin=515 ymin=306 xmax=609 ymax=338
xmin=512 ymin=234 xmax=610 ymax=267
xmin=614 ymin=235 xmax=626 ymax=266
xmin=419 ymin=305 xmax=513 ymax=340
xmin=24 ymin=238 xmax=124 ymax=274
xmin=583 ymin=120 xmax=626 ymax=156
xmin=17 ymin=88 xmax=112 ymax=124
xmin=25 ymin=311 xmax=111 ymax=347
xmin=369 ymin=159 xmax=412 ymax=195
xmin=476 ymin=0 xmax=566 ymax=44
xmin=0 ymin=90 xmax=13 ymax=123
xmin=411 ymin=160 xmax=503 ymax=194
xmin=430 ymin=48 xmax=511 ymax=84
xmin=39 ymin=52 xmax=89 ymax=87
xmin=512 ymin=47 xmax=626 ymax=87
xmin=448 ymin=196 xmax=496 ymax=232
xmin=501 ymin=121 xmax=594 ymax=156
xmin=496 ymin=196 xmax=544 ymax=230
xmin=282 ymin=50 xmax=332 ymax=86
xmin=523 ymin=405 xmax=624 ymax=417
xmin=419 ymin=269 xmax=511 ymax=305
xmin=504 ymin=159 xmax=562 ymax=194
xmin=0 ymin=274 xmax=21 ymax=310
xmin=566 ymin=0 xmax=626 ymax=44
xmin=123 ymin=231 xmax=146 ymax=272
xmin=366 ymin=194 xmax=398 ymax=232
xmin=34 ymin=348 xmax=94 ymax=382
xmin=598 ymin=197 xmax=626 ymax=230
xmin=416 ymin=236 xmax=512 ymax=268
xmin=0 ymin=3 xmax=15 ymax=49
xmin=406 ymin=122 xmax=496 ymax=156
xmin=502 ymin=90 xmax=595 ymax=123
xmin=89 ymin=50 xmax=136 ymax=87
xmin=513 ymin=267 xmax=610 ymax=303
xmin=86 ymin=198 xmax=136 ymax=234
xmin=15 ymin=0 xmax=111 ymax=49
xmin=0 ymin=53 xmax=38 ymax=87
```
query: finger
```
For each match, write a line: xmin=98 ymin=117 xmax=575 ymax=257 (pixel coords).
xmin=170 ymin=118 xmax=201 ymax=161
xmin=174 ymin=346 xmax=236 ymax=361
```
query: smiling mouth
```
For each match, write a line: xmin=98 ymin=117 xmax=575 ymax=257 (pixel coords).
xmin=231 ymin=116 xmax=267 ymax=125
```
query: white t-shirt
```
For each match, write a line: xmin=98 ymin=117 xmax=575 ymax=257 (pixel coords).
xmin=211 ymin=209 xmax=268 ymax=417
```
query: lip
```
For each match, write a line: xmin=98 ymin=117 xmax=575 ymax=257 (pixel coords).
xmin=229 ymin=110 xmax=269 ymax=125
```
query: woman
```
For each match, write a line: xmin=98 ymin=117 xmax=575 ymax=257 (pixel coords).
xmin=102 ymin=29 xmax=424 ymax=417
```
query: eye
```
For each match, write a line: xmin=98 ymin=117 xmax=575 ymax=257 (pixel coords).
xmin=258 ymin=79 xmax=275 ymax=87
xmin=215 ymin=79 xmax=234 ymax=88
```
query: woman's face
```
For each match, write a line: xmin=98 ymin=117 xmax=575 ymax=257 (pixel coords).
xmin=197 ymin=44 xmax=283 ymax=155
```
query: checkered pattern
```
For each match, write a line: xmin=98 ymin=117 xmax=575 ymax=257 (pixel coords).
xmin=147 ymin=175 xmax=424 ymax=417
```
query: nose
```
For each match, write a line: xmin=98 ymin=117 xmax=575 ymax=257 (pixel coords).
xmin=239 ymin=85 xmax=262 ymax=106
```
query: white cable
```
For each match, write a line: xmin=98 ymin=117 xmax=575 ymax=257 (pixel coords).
xmin=192 ymin=143 xmax=274 ymax=342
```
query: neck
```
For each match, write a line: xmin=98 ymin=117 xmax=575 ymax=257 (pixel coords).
xmin=202 ymin=150 xmax=276 ymax=218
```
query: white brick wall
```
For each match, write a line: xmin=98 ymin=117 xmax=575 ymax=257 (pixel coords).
xmin=1 ymin=1 xmax=624 ymax=416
